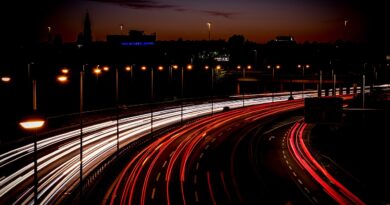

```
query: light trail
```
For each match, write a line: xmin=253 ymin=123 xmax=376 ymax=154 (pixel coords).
xmin=287 ymin=122 xmax=365 ymax=205
xmin=1 ymin=85 xmax=370 ymax=204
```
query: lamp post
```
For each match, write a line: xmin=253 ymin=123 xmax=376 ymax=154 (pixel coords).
xmin=115 ymin=66 xmax=120 ymax=155
xmin=362 ymin=74 xmax=365 ymax=108
xmin=180 ymin=65 xmax=192 ymax=123
xmin=319 ymin=70 xmax=323 ymax=97
xmin=19 ymin=79 xmax=45 ymax=204
xmin=207 ymin=22 xmax=211 ymax=41
xmin=210 ymin=65 xmax=221 ymax=114
xmin=170 ymin=65 xmax=178 ymax=99
xmin=333 ymin=73 xmax=337 ymax=96
xmin=297 ymin=64 xmax=310 ymax=99
xmin=79 ymin=64 xmax=85 ymax=202
xmin=267 ymin=65 xmax=280 ymax=102
xmin=142 ymin=65 xmax=161 ymax=134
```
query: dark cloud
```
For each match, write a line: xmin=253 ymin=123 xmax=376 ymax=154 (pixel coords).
xmin=89 ymin=0 xmax=180 ymax=10
xmin=202 ymin=10 xmax=236 ymax=19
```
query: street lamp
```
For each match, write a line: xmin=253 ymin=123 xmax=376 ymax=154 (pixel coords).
xmin=207 ymin=22 xmax=211 ymax=41
xmin=142 ymin=66 xmax=163 ymax=133
xmin=179 ymin=64 xmax=192 ymax=123
xmin=267 ymin=64 xmax=281 ymax=102
xmin=19 ymin=79 xmax=45 ymax=204
xmin=204 ymin=65 xmax=221 ymax=114
xmin=297 ymin=64 xmax=310 ymax=99
xmin=1 ymin=76 xmax=11 ymax=83
xmin=169 ymin=65 xmax=178 ymax=98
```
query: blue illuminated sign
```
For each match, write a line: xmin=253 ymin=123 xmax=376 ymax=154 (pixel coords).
xmin=120 ymin=42 xmax=155 ymax=46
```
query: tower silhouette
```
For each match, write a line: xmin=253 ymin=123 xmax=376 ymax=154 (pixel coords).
xmin=83 ymin=12 xmax=92 ymax=44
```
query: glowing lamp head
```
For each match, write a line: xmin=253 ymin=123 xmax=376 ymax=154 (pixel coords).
xmin=125 ymin=66 xmax=131 ymax=71
xmin=216 ymin=65 xmax=221 ymax=70
xmin=1 ymin=76 xmax=11 ymax=83
xmin=20 ymin=120 xmax=45 ymax=130
xmin=158 ymin=66 xmax=164 ymax=71
xmin=57 ymin=75 xmax=68 ymax=83
xmin=141 ymin=66 xmax=147 ymax=71
xmin=187 ymin=65 xmax=192 ymax=70
xmin=103 ymin=66 xmax=110 ymax=71
xmin=247 ymin=65 xmax=252 ymax=69
xmin=93 ymin=68 xmax=102 ymax=75
xmin=205 ymin=65 xmax=209 ymax=70
xmin=61 ymin=68 xmax=69 ymax=74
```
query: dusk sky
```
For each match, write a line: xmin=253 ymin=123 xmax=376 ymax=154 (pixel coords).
xmin=3 ymin=0 xmax=388 ymax=44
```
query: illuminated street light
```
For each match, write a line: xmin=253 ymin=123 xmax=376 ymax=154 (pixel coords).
xmin=19 ymin=118 xmax=45 ymax=130
xmin=268 ymin=64 xmax=281 ymax=102
xmin=179 ymin=65 xmax=192 ymax=123
xmin=19 ymin=79 xmax=45 ymax=204
xmin=61 ymin=68 xmax=69 ymax=74
xmin=207 ymin=22 xmax=211 ymax=41
xmin=93 ymin=67 xmax=102 ymax=75
xmin=142 ymin=66 xmax=164 ymax=133
xmin=297 ymin=64 xmax=310 ymax=98
xmin=103 ymin=66 xmax=110 ymax=72
xmin=57 ymin=75 xmax=68 ymax=83
xmin=1 ymin=76 xmax=11 ymax=83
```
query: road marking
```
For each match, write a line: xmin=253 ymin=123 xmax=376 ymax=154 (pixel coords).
xmin=283 ymin=155 xmax=287 ymax=159
xmin=298 ymin=179 xmax=303 ymax=185
xmin=288 ymin=165 xmax=292 ymax=170
xmin=205 ymin=144 xmax=210 ymax=150
xmin=285 ymin=160 xmax=289 ymax=164
xmin=199 ymin=153 xmax=204 ymax=159
xmin=196 ymin=162 xmax=200 ymax=170
xmin=162 ymin=161 xmax=167 ymax=168
xmin=195 ymin=191 xmax=199 ymax=202
xmin=194 ymin=175 xmax=197 ymax=184
xmin=292 ymin=172 xmax=297 ymax=177
xmin=151 ymin=188 xmax=156 ymax=199
xmin=170 ymin=151 xmax=175 ymax=157
xmin=156 ymin=172 xmax=161 ymax=182
xmin=218 ymin=133 xmax=223 ymax=137
xmin=304 ymin=187 xmax=310 ymax=193
xmin=211 ymin=138 xmax=216 ymax=142
xmin=282 ymin=150 xmax=285 ymax=154
xmin=312 ymin=196 xmax=319 ymax=203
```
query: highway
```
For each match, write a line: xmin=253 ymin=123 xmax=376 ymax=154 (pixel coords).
xmin=0 ymin=85 xmax=373 ymax=204
xmin=104 ymin=100 xmax=304 ymax=205
xmin=0 ymin=90 xmax=315 ymax=204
